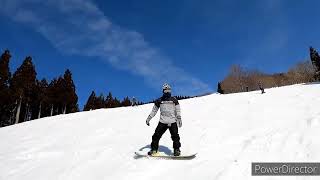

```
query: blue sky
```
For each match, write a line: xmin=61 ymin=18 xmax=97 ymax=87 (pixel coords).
xmin=1 ymin=0 xmax=320 ymax=109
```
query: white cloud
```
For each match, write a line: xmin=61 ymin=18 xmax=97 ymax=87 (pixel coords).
xmin=1 ymin=0 xmax=211 ymax=95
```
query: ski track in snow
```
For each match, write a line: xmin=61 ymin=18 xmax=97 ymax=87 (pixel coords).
xmin=1 ymin=84 xmax=320 ymax=179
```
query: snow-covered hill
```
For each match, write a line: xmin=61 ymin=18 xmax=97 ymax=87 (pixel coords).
xmin=1 ymin=84 xmax=320 ymax=180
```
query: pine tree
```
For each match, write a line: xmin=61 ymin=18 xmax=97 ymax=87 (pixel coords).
xmin=310 ymin=46 xmax=320 ymax=80
xmin=11 ymin=56 xmax=37 ymax=124
xmin=47 ymin=79 xmax=58 ymax=116
xmin=217 ymin=82 xmax=224 ymax=94
xmin=33 ymin=79 xmax=49 ymax=119
xmin=105 ymin=92 xmax=114 ymax=108
xmin=0 ymin=50 xmax=12 ymax=126
xmin=62 ymin=69 xmax=79 ymax=114
xmin=121 ymin=96 xmax=132 ymax=107
xmin=84 ymin=91 xmax=96 ymax=111
xmin=49 ymin=72 xmax=79 ymax=115
xmin=55 ymin=77 xmax=65 ymax=114
xmin=113 ymin=97 xmax=121 ymax=108
xmin=94 ymin=93 xmax=105 ymax=109
xmin=0 ymin=50 xmax=11 ymax=88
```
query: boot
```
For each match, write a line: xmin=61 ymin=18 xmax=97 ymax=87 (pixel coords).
xmin=174 ymin=149 xmax=181 ymax=156
xmin=148 ymin=149 xmax=158 ymax=156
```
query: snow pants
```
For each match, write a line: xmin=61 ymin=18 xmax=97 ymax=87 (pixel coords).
xmin=151 ymin=122 xmax=181 ymax=151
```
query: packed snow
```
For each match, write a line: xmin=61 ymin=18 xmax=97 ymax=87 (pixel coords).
xmin=1 ymin=83 xmax=320 ymax=180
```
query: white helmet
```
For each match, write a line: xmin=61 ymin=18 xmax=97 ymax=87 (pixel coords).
xmin=162 ymin=83 xmax=171 ymax=93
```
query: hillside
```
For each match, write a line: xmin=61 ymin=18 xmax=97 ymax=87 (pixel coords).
xmin=1 ymin=83 xmax=320 ymax=180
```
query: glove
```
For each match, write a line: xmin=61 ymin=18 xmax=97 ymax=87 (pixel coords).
xmin=146 ymin=116 xmax=152 ymax=126
xmin=176 ymin=116 xmax=182 ymax=128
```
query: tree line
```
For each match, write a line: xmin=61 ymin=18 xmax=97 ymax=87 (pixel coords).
xmin=83 ymin=91 xmax=144 ymax=111
xmin=83 ymin=92 xmax=191 ymax=111
xmin=0 ymin=50 xmax=78 ymax=127
xmin=0 ymin=50 xmax=153 ymax=127
xmin=217 ymin=46 xmax=320 ymax=94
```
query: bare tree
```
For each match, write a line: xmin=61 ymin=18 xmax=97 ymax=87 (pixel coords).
xmin=287 ymin=61 xmax=315 ymax=84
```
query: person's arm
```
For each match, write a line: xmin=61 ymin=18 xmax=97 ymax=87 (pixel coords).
xmin=173 ymin=97 xmax=182 ymax=128
xmin=146 ymin=100 xmax=160 ymax=126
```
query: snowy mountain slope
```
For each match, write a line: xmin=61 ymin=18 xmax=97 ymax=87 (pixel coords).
xmin=1 ymin=84 xmax=320 ymax=180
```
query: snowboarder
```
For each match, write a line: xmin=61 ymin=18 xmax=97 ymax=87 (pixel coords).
xmin=258 ymin=82 xmax=265 ymax=94
xmin=146 ymin=83 xmax=182 ymax=156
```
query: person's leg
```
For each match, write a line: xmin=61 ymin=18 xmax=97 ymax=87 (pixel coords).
xmin=151 ymin=122 xmax=168 ymax=151
xmin=169 ymin=123 xmax=181 ymax=150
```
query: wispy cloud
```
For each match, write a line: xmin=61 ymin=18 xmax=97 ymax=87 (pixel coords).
xmin=1 ymin=0 xmax=211 ymax=95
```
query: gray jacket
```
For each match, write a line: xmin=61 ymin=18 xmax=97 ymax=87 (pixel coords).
xmin=147 ymin=96 xmax=181 ymax=124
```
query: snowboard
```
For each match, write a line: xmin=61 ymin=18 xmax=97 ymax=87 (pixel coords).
xmin=135 ymin=150 xmax=197 ymax=160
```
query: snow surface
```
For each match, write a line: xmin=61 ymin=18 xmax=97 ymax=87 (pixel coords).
xmin=1 ymin=83 xmax=320 ymax=180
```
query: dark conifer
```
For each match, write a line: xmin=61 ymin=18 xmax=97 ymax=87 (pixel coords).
xmin=84 ymin=91 xmax=96 ymax=111
xmin=0 ymin=50 xmax=12 ymax=126
xmin=217 ymin=82 xmax=224 ymax=94
xmin=94 ymin=93 xmax=105 ymax=109
xmin=121 ymin=96 xmax=132 ymax=107
xmin=105 ymin=92 xmax=114 ymax=108
xmin=62 ymin=69 xmax=79 ymax=113
xmin=310 ymin=46 xmax=320 ymax=80
xmin=47 ymin=79 xmax=58 ymax=116
xmin=11 ymin=56 xmax=37 ymax=124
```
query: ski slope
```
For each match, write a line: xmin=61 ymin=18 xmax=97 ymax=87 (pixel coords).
xmin=1 ymin=83 xmax=320 ymax=180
